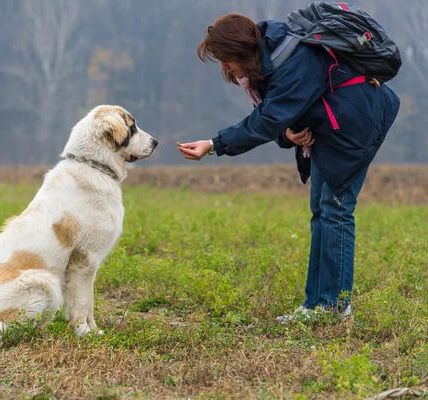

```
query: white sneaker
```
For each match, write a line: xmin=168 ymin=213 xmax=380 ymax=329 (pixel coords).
xmin=276 ymin=306 xmax=319 ymax=324
xmin=276 ymin=304 xmax=352 ymax=324
xmin=337 ymin=304 xmax=352 ymax=319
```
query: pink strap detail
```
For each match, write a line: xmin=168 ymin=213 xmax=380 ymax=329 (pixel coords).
xmin=322 ymin=96 xmax=340 ymax=131
xmin=339 ymin=2 xmax=350 ymax=11
xmin=322 ymin=76 xmax=366 ymax=132
xmin=334 ymin=76 xmax=366 ymax=89
xmin=328 ymin=49 xmax=338 ymax=64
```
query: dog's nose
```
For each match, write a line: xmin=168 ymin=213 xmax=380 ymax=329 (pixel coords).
xmin=152 ymin=138 xmax=159 ymax=148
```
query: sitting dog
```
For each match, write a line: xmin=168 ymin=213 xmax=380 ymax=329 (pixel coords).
xmin=0 ymin=105 xmax=158 ymax=335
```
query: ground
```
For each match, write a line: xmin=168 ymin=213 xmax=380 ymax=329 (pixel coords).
xmin=0 ymin=165 xmax=427 ymax=399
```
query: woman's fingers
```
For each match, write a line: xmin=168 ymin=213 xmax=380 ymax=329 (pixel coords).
xmin=285 ymin=127 xmax=313 ymax=145
xmin=301 ymin=133 xmax=313 ymax=145
xmin=301 ymin=131 xmax=312 ymax=143
xmin=295 ymin=134 xmax=312 ymax=146
xmin=285 ymin=128 xmax=295 ymax=140
xmin=177 ymin=142 xmax=197 ymax=149
xmin=292 ymin=127 xmax=311 ymax=140
xmin=304 ymin=138 xmax=315 ymax=147
xmin=177 ymin=140 xmax=211 ymax=160
xmin=178 ymin=147 xmax=200 ymax=160
xmin=177 ymin=142 xmax=199 ymax=159
xmin=299 ymin=129 xmax=313 ymax=146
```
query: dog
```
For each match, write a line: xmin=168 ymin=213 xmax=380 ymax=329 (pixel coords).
xmin=0 ymin=105 xmax=158 ymax=335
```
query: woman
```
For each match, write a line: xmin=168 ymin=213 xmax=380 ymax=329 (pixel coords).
xmin=177 ymin=14 xmax=400 ymax=322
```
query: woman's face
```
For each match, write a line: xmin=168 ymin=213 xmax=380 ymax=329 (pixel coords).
xmin=220 ymin=61 xmax=245 ymax=79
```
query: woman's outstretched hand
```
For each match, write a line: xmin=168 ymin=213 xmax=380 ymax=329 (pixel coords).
xmin=176 ymin=129 xmax=313 ymax=160
xmin=285 ymin=127 xmax=315 ymax=147
xmin=177 ymin=140 xmax=211 ymax=160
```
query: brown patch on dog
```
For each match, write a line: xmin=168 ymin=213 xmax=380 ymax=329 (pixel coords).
xmin=0 ymin=308 xmax=19 ymax=322
xmin=53 ymin=212 xmax=80 ymax=248
xmin=95 ymin=105 xmax=135 ymax=128
xmin=0 ymin=267 xmax=20 ymax=283
xmin=67 ymin=170 xmax=98 ymax=193
xmin=94 ymin=105 xmax=135 ymax=148
xmin=69 ymin=249 xmax=90 ymax=270
xmin=0 ymin=251 xmax=47 ymax=284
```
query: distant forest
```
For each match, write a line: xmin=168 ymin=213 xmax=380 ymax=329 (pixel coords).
xmin=0 ymin=0 xmax=426 ymax=165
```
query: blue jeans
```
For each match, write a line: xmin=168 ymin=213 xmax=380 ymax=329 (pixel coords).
xmin=304 ymin=160 xmax=368 ymax=311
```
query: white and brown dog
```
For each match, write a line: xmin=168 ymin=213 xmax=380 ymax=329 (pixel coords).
xmin=0 ymin=105 xmax=158 ymax=335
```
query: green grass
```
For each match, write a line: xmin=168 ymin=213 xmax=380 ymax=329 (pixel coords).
xmin=0 ymin=183 xmax=427 ymax=399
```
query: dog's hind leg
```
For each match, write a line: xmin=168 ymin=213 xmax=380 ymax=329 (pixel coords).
xmin=0 ymin=270 xmax=63 ymax=329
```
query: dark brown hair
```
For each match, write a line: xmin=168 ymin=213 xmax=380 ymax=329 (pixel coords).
xmin=197 ymin=14 xmax=262 ymax=90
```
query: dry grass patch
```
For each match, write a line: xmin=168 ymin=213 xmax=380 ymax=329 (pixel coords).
xmin=0 ymin=164 xmax=427 ymax=204
xmin=0 ymin=318 xmax=326 ymax=400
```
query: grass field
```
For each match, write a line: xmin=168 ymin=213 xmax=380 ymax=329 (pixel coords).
xmin=0 ymin=183 xmax=427 ymax=399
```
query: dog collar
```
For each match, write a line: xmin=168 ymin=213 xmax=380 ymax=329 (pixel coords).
xmin=64 ymin=153 xmax=119 ymax=181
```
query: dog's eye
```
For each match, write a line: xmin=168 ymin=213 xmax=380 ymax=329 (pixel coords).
xmin=130 ymin=124 xmax=137 ymax=136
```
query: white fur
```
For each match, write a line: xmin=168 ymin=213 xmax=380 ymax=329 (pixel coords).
xmin=0 ymin=105 xmax=157 ymax=335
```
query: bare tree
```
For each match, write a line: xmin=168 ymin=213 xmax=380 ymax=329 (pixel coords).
xmin=0 ymin=0 xmax=88 ymax=163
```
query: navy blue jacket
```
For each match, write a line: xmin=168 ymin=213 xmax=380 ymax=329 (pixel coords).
xmin=212 ymin=21 xmax=400 ymax=194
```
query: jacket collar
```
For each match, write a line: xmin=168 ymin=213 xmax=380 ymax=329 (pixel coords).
xmin=257 ymin=20 xmax=289 ymax=78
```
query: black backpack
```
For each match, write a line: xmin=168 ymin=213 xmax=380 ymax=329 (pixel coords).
xmin=271 ymin=1 xmax=402 ymax=83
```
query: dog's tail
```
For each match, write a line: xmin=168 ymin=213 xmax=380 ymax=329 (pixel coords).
xmin=0 ymin=269 xmax=63 ymax=333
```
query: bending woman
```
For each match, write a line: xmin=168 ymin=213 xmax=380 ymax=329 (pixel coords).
xmin=177 ymin=14 xmax=400 ymax=322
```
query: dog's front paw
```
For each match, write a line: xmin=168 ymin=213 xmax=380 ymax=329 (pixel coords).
xmin=72 ymin=322 xmax=92 ymax=336
xmin=72 ymin=321 xmax=104 ymax=336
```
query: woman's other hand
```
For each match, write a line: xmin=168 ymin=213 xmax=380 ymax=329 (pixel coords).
xmin=285 ymin=127 xmax=315 ymax=147
xmin=177 ymin=140 xmax=211 ymax=160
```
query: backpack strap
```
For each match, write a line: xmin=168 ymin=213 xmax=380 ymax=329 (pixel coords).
xmin=288 ymin=11 xmax=316 ymax=31
xmin=322 ymin=75 xmax=367 ymax=131
xmin=335 ymin=75 xmax=366 ymax=89
xmin=271 ymin=35 xmax=301 ymax=70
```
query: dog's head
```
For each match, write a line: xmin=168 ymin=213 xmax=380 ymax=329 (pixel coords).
xmin=92 ymin=105 xmax=158 ymax=162
xmin=62 ymin=105 xmax=158 ymax=181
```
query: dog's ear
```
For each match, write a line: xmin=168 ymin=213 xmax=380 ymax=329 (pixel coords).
xmin=94 ymin=106 xmax=131 ymax=149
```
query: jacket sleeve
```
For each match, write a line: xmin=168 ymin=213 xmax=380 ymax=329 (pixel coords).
xmin=213 ymin=45 xmax=330 ymax=156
